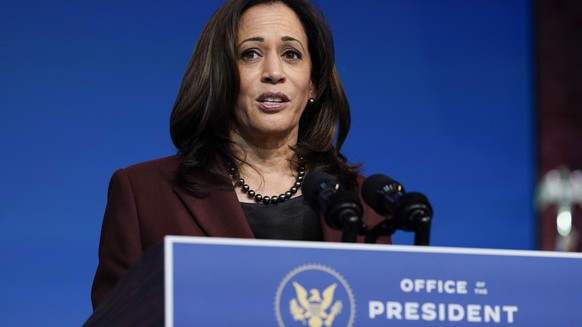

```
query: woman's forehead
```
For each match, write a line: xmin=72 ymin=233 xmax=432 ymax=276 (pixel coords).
xmin=237 ymin=3 xmax=308 ymax=45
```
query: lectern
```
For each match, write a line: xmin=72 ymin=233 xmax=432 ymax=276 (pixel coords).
xmin=85 ymin=236 xmax=582 ymax=326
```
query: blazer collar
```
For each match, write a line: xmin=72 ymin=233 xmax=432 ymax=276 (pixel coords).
xmin=173 ymin=174 xmax=255 ymax=239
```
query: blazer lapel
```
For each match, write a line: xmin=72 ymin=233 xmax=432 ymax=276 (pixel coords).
xmin=173 ymin=175 xmax=255 ymax=239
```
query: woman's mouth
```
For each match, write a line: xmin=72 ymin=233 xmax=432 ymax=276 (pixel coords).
xmin=256 ymin=92 xmax=290 ymax=112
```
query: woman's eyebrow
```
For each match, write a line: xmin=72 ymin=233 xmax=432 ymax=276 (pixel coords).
xmin=238 ymin=36 xmax=305 ymax=51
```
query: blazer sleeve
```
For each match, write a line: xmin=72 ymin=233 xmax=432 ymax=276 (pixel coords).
xmin=91 ymin=168 xmax=144 ymax=310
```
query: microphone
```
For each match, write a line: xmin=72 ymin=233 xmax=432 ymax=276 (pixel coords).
xmin=302 ymin=171 xmax=362 ymax=242
xmin=394 ymin=192 xmax=433 ymax=245
xmin=362 ymin=174 xmax=433 ymax=245
xmin=361 ymin=174 xmax=406 ymax=216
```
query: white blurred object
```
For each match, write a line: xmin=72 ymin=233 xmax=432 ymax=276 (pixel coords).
xmin=556 ymin=206 xmax=572 ymax=236
xmin=536 ymin=167 xmax=582 ymax=251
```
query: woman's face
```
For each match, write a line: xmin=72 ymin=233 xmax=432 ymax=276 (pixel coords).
xmin=233 ymin=3 xmax=314 ymax=145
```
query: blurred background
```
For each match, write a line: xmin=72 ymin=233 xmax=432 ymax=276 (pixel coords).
xmin=1 ymin=0 xmax=580 ymax=325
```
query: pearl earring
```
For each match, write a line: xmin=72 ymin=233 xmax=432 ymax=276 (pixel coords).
xmin=308 ymin=98 xmax=315 ymax=104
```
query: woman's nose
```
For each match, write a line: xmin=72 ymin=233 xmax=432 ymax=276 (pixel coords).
xmin=261 ymin=54 xmax=285 ymax=84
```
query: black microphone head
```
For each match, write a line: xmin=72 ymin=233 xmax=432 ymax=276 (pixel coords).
xmin=362 ymin=174 xmax=405 ymax=215
xmin=302 ymin=171 xmax=338 ymax=209
xmin=395 ymin=192 xmax=433 ymax=231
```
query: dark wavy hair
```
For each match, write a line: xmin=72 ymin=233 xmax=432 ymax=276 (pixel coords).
xmin=170 ymin=0 xmax=359 ymax=196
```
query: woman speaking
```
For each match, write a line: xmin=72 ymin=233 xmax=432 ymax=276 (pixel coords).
xmin=91 ymin=0 xmax=390 ymax=309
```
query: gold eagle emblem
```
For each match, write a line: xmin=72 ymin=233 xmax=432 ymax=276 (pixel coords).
xmin=289 ymin=282 xmax=343 ymax=327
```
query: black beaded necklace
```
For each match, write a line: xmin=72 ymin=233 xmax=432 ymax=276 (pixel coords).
xmin=227 ymin=161 xmax=306 ymax=204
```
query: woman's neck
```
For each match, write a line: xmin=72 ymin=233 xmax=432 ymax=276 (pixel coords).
xmin=229 ymin=130 xmax=303 ymax=202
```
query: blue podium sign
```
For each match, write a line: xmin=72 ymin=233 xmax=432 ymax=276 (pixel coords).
xmin=164 ymin=236 xmax=582 ymax=326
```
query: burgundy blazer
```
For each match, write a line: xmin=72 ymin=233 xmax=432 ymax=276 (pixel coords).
xmin=91 ymin=155 xmax=390 ymax=309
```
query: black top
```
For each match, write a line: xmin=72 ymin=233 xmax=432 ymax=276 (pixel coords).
xmin=240 ymin=196 xmax=323 ymax=241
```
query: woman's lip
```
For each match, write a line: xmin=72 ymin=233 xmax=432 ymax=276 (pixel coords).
xmin=257 ymin=101 xmax=288 ymax=112
xmin=256 ymin=92 xmax=290 ymax=102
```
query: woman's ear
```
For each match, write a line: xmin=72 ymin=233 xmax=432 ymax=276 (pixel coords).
xmin=309 ymin=82 xmax=317 ymax=99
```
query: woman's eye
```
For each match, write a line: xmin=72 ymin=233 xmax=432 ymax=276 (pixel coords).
xmin=283 ymin=50 xmax=302 ymax=60
xmin=240 ymin=50 xmax=260 ymax=61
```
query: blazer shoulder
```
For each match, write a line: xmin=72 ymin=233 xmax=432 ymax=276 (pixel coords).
xmin=121 ymin=155 xmax=179 ymax=178
xmin=107 ymin=156 xmax=181 ymax=195
xmin=124 ymin=155 xmax=179 ymax=171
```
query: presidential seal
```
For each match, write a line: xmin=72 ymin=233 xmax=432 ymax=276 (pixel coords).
xmin=275 ymin=264 xmax=356 ymax=327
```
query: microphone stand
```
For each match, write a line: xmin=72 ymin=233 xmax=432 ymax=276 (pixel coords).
xmin=330 ymin=202 xmax=361 ymax=243
xmin=340 ymin=212 xmax=361 ymax=243
xmin=362 ymin=213 xmax=432 ymax=246
xmin=326 ymin=191 xmax=363 ymax=243
xmin=363 ymin=219 xmax=397 ymax=243
xmin=413 ymin=215 xmax=431 ymax=246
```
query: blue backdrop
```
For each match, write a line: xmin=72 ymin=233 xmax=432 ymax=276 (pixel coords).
xmin=0 ymin=0 xmax=532 ymax=325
